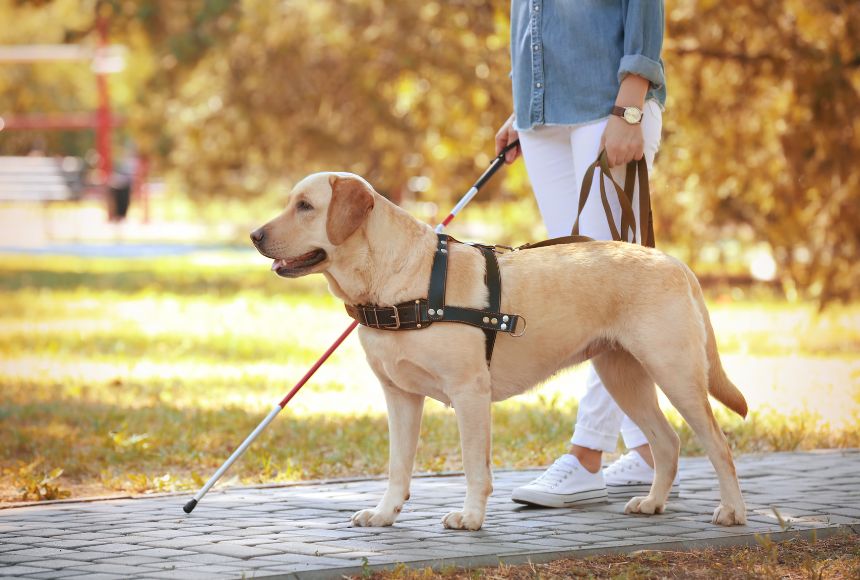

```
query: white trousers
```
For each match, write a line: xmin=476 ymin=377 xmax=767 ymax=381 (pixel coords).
xmin=518 ymin=100 xmax=663 ymax=453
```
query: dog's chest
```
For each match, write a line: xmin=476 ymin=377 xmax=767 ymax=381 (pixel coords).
xmin=381 ymin=355 xmax=452 ymax=405
xmin=360 ymin=330 xmax=457 ymax=406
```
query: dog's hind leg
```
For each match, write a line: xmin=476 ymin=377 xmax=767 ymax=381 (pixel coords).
xmin=638 ymin=348 xmax=747 ymax=526
xmin=591 ymin=349 xmax=680 ymax=516
xmin=352 ymin=383 xmax=424 ymax=527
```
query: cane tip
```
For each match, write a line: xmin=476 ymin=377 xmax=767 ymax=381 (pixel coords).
xmin=183 ymin=499 xmax=198 ymax=514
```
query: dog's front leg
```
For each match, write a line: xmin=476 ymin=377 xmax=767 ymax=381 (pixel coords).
xmin=442 ymin=389 xmax=492 ymax=531
xmin=351 ymin=384 xmax=424 ymax=527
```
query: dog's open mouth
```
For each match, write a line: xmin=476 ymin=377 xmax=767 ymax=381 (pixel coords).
xmin=270 ymin=249 xmax=327 ymax=277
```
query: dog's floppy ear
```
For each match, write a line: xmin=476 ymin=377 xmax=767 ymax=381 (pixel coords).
xmin=326 ymin=175 xmax=375 ymax=245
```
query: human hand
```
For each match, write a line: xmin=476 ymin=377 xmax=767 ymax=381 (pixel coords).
xmin=600 ymin=115 xmax=644 ymax=167
xmin=495 ymin=113 xmax=521 ymax=164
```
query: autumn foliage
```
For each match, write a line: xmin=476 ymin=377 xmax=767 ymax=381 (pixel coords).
xmin=1 ymin=0 xmax=858 ymax=305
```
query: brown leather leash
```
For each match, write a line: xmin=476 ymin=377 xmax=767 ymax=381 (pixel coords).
xmin=574 ymin=151 xmax=654 ymax=248
xmin=515 ymin=152 xmax=654 ymax=251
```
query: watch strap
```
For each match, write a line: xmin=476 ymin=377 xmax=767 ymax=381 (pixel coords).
xmin=611 ymin=105 xmax=643 ymax=124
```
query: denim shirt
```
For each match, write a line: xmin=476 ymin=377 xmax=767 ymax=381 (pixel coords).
xmin=511 ymin=0 xmax=666 ymax=131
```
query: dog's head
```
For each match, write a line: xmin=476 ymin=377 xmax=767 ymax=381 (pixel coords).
xmin=250 ymin=172 xmax=375 ymax=278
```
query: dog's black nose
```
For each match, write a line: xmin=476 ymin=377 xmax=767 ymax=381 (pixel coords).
xmin=250 ymin=228 xmax=264 ymax=244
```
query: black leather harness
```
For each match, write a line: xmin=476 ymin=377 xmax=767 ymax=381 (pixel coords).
xmin=343 ymin=150 xmax=653 ymax=366
xmin=344 ymin=234 xmax=524 ymax=365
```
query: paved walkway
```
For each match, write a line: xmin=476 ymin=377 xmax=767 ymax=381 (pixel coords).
xmin=1 ymin=450 xmax=858 ymax=579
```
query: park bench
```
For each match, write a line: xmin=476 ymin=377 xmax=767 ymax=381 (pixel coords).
xmin=0 ymin=156 xmax=84 ymax=203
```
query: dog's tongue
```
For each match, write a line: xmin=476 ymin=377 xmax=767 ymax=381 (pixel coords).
xmin=271 ymin=259 xmax=287 ymax=271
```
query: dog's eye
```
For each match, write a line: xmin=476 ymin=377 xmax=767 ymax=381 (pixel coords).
xmin=296 ymin=199 xmax=314 ymax=212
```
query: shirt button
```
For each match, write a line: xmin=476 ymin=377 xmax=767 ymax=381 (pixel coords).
xmin=536 ymin=82 xmax=542 ymax=88
xmin=534 ymin=4 xmax=540 ymax=10
xmin=533 ymin=44 xmax=539 ymax=51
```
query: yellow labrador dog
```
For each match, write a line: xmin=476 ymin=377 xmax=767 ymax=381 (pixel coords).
xmin=251 ymin=172 xmax=748 ymax=531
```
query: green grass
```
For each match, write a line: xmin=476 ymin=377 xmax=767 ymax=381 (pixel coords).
xmin=1 ymin=252 xmax=858 ymax=501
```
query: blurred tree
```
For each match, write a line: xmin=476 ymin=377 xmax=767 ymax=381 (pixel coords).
xmin=151 ymin=0 xmax=513 ymax=207
xmin=659 ymin=0 xmax=860 ymax=305
xmin=1 ymin=0 xmax=858 ymax=305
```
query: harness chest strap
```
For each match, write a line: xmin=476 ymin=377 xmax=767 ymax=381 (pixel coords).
xmin=344 ymin=234 xmax=523 ymax=364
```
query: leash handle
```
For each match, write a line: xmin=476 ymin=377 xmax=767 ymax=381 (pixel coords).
xmin=571 ymin=151 xmax=654 ymax=248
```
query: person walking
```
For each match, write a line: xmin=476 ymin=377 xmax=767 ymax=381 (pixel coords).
xmin=495 ymin=0 xmax=679 ymax=507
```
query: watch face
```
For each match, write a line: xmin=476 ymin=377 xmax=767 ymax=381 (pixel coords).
xmin=623 ymin=107 xmax=643 ymax=124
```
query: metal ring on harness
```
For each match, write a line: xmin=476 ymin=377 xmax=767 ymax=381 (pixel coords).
xmin=511 ymin=316 xmax=527 ymax=338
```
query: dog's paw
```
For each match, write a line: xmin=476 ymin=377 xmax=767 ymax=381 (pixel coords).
xmin=351 ymin=508 xmax=397 ymax=527
xmin=712 ymin=503 xmax=746 ymax=526
xmin=441 ymin=510 xmax=484 ymax=531
xmin=624 ymin=495 xmax=666 ymax=516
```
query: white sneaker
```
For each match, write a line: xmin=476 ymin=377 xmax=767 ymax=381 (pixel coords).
xmin=603 ymin=451 xmax=681 ymax=497
xmin=511 ymin=454 xmax=608 ymax=507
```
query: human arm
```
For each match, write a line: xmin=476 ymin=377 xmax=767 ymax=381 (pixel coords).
xmin=602 ymin=74 xmax=650 ymax=167
xmin=602 ymin=0 xmax=665 ymax=167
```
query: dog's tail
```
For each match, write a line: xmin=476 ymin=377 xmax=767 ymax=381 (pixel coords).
xmin=684 ymin=266 xmax=748 ymax=418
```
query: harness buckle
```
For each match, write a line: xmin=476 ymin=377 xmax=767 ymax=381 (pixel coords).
xmin=380 ymin=306 xmax=401 ymax=330
xmin=493 ymin=244 xmax=515 ymax=254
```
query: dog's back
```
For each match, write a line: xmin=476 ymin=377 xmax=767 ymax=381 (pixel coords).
xmin=487 ymin=241 xmax=745 ymax=419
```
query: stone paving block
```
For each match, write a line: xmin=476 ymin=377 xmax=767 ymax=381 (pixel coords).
xmin=251 ymin=552 xmax=338 ymax=566
xmin=821 ymin=515 xmax=860 ymax=524
xmin=55 ymin=573 xmax=130 ymax=580
xmin=31 ymin=539 xmax=105 ymax=550
xmin=264 ymin=540 xmax=354 ymax=556
xmin=22 ymin=558 xmax=104 ymax=570
xmin=592 ymin=528 xmax=656 ymax=539
xmin=37 ymin=550 xmax=121 ymax=562
xmin=0 ymin=564 xmax=55 ymax=576
xmin=382 ymin=548 xmax=488 ymax=561
xmin=208 ymin=536 xmax=282 ymax=547
xmin=552 ymin=523 xmax=612 ymax=533
xmin=25 ymin=569 xmax=86 ymax=579
xmin=2 ymin=546 xmax=81 ymax=558
xmin=185 ymin=542 xmax=282 ymax=559
xmin=685 ymin=530 xmax=746 ymax=540
xmin=91 ymin=554 xmax=168 ymax=566
xmin=69 ymin=562 xmax=162 ymax=576
xmin=257 ymin=554 xmax=368 ymax=570
xmin=0 ymin=535 xmax=59 ymax=545
xmin=53 ymin=532 xmax=117 ymax=541
xmin=129 ymin=547 xmax=199 ymax=558
xmin=589 ymin=539 xmax=644 ymax=548
xmin=145 ymin=536 xmax=232 ymax=549
xmin=325 ymin=550 xmax=384 ymax=560
xmin=77 ymin=542 xmax=154 ymax=554
xmin=133 ymin=529 xmax=200 ymax=540
xmin=0 ymin=553 xmax=48 ymax=564
xmin=127 ymin=559 xmax=202 ymax=571
xmin=168 ymin=551 xmax=244 ymax=565
xmin=140 ymin=570 xmax=237 ymax=580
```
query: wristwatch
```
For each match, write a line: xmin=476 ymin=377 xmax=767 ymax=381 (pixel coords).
xmin=611 ymin=105 xmax=643 ymax=125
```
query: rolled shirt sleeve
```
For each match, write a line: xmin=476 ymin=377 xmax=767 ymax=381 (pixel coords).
xmin=618 ymin=0 xmax=665 ymax=90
